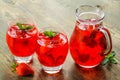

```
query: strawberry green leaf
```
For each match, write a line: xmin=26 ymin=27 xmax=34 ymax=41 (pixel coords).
xmin=11 ymin=62 xmax=18 ymax=72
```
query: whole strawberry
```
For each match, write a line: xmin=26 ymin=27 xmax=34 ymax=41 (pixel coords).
xmin=11 ymin=63 xmax=34 ymax=76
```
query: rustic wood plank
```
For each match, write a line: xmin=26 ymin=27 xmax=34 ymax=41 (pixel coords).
xmin=0 ymin=0 xmax=120 ymax=80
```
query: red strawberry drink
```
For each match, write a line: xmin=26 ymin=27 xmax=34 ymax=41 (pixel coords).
xmin=6 ymin=23 xmax=38 ymax=63
xmin=36 ymin=27 xmax=68 ymax=74
xmin=70 ymin=5 xmax=112 ymax=68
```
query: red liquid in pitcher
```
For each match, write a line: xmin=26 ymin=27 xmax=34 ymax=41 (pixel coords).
xmin=6 ymin=24 xmax=38 ymax=57
xmin=70 ymin=21 xmax=109 ymax=67
xmin=36 ymin=32 xmax=68 ymax=67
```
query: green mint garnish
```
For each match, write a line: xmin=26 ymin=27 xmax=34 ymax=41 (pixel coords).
xmin=11 ymin=62 xmax=18 ymax=72
xmin=101 ymin=51 xmax=117 ymax=65
xmin=16 ymin=22 xmax=33 ymax=30
xmin=26 ymin=26 xmax=33 ymax=30
xmin=43 ymin=30 xmax=58 ymax=38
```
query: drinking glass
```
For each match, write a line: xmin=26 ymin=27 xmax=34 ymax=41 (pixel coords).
xmin=36 ymin=27 xmax=69 ymax=74
xmin=6 ymin=17 xmax=38 ymax=63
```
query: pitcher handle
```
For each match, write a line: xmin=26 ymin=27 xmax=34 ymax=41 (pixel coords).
xmin=99 ymin=27 xmax=112 ymax=55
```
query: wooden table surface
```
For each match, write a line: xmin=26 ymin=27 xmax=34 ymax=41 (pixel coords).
xmin=0 ymin=0 xmax=120 ymax=80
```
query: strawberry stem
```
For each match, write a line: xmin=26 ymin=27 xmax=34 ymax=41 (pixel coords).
xmin=11 ymin=62 xmax=18 ymax=72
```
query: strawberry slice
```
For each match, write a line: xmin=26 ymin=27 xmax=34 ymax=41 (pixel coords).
xmin=11 ymin=63 xmax=34 ymax=76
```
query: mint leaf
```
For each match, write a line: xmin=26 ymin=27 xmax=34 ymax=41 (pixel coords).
xmin=106 ymin=51 xmax=115 ymax=59
xmin=16 ymin=23 xmax=23 ymax=29
xmin=16 ymin=22 xmax=33 ymax=30
xmin=101 ymin=51 xmax=117 ymax=65
xmin=101 ymin=58 xmax=109 ymax=65
xmin=43 ymin=31 xmax=58 ymax=38
xmin=26 ymin=26 xmax=33 ymax=30
xmin=109 ymin=57 xmax=117 ymax=64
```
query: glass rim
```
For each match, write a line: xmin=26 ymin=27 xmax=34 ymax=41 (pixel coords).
xmin=7 ymin=17 xmax=36 ymax=27
xmin=37 ymin=26 xmax=68 ymax=42
xmin=75 ymin=5 xmax=105 ymax=23
xmin=38 ymin=26 xmax=67 ymax=36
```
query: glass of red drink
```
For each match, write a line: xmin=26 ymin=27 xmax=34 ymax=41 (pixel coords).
xmin=70 ymin=5 xmax=112 ymax=68
xmin=6 ymin=17 xmax=38 ymax=63
xmin=36 ymin=27 xmax=68 ymax=74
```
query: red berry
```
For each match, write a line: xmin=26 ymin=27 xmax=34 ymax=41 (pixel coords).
xmin=12 ymin=63 xmax=34 ymax=76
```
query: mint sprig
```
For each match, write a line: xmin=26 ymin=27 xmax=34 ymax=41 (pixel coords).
xmin=16 ymin=23 xmax=33 ymax=30
xmin=43 ymin=30 xmax=58 ymax=38
xmin=101 ymin=51 xmax=117 ymax=65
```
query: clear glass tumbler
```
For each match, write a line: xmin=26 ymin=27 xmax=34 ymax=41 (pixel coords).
xmin=36 ymin=27 xmax=69 ymax=74
xmin=6 ymin=17 xmax=38 ymax=63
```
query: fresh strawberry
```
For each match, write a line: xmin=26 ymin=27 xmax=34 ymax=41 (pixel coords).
xmin=11 ymin=63 xmax=34 ymax=76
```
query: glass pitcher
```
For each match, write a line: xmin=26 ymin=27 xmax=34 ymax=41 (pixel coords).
xmin=70 ymin=5 xmax=112 ymax=68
